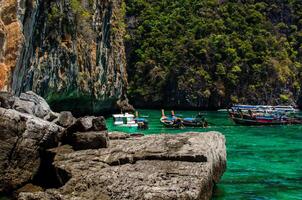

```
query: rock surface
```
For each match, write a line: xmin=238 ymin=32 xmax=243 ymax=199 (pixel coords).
xmin=1 ymin=91 xmax=59 ymax=121
xmin=0 ymin=91 xmax=15 ymax=108
xmin=70 ymin=131 xmax=108 ymax=150
xmin=108 ymin=131 xmax=130 ymax=140
xmin=0 ymin=107 xmax=64 ymax=192
xmin=65 ymin=116 xmax=107 ymax=134
xmin=19 ymin=132 xmax=227 ymax=200
xmin=0 ymin=91 xmax=111 ymax=195
xmin=56 ymin=111 xmax=76 ymax=128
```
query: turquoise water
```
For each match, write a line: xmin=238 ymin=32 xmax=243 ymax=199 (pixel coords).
xmin=107 ymin=110 xmax=302 ymax=200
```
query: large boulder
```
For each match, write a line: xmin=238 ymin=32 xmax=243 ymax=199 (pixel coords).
xmin=19 ymin=91 xmax=53 ymax=119
xmin=1 ymin=91 xmax=60 ymax=122
xmin=0 ymin=92 xmax=15 ymax=109
xmin=62 ymin=116 xmax=108 ymax=150
xmin=0 ymin=107 xmax=64 ymax=193
xmin=70 ymin=131 xmax=109 ymax=150
xmin=13 ymin=98 xmax=36 ymax=115
xmin=56 ymin=111 xmax=76 ymax=128
xmin=19 ymin=132 xmax=227 ymax=200
xmin=66 ymin=116 xmax=107 ymax=133
xmin=116 ymin=98 xmax=135 ymax=113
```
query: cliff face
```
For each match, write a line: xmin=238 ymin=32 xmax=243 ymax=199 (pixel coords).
xmin=0 ymin=0 xmax=129 ymax=115
xmin=0 ymin=0 xmax=24 ymax=91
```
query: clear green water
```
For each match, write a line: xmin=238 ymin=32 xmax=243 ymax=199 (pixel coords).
xmin=107 ymin=110 xmax=302 ymax=200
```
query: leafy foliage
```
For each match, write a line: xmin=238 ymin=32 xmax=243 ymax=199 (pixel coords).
xmin=125 ymin=0 xmax=302 ymax=108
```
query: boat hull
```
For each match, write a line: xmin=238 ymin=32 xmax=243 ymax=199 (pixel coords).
xmin=231 ymin=117 xmax=302 ymax=126
xmin=182 ymin=121 xmax=207 ymax=127
xmin=160 ymin=117 xmax=183 ymax=128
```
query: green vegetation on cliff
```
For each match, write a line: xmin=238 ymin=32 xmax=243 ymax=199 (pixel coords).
xmin=125 ymin=0 xmax=302 ymax=108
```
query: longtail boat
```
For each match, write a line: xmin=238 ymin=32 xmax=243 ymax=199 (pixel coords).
xmin=229 ymin=106 xmax=302 ymax=126
xmin=112 ymin=112 xmax=148 ymax=129
xmin=231 ymin=104 xmax=298 ymax=113
xmin=135 ymin=111 xmax=149 ymax=129
xmin=160 ymin=110 xmax=184 ymax=128
xmin=182 ymin=113 xmax=208 ymax=127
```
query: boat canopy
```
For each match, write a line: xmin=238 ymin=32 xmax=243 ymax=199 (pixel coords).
xmin=231 ymin=105 xmax=296 ymax=112
xmin=113 ymin=113 xmax=135 ymax=118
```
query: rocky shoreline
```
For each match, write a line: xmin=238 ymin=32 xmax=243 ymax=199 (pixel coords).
xmin=0 ymin=92 xmax=226 ymax=200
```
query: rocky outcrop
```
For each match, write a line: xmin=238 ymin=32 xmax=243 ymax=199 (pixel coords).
xmin=0 ymin=105 xmax=64 ymax=193
xmin=0 ymin=0 xmax=131 ymax=114
xmin=56 ymin=111 xmax=76 ymax=128
xmin=0 ymin=91 xmax=110 ymax=194
xmin=19 ymin=132 xmax=227 ymax=200
xmin=62 ymin=116 xmax=108 ymax=150
xmin=108 ymin=131 xmax=130 ymax=140
xmin=70 ymin=131 xmax=108 ymax=150
xmin=13 ymin=91 xmax=57 ymax=120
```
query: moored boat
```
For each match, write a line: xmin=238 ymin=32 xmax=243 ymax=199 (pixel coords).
xmin=231 ymin=104 xmax=297 ymax=114
xmin=113 ymin=113 xmax=138 ymax=127
xmin=113 ymin=112 xmax=149 ymax=129
xmin=183 ymin=113 xmax=208 ymax=127
xmin=135 ymin=117 xmax=149 ymax=129
xmin=229 ymin=106 xmax=302 ymax=126
xmin=160 ymin=110 xmax=184 ymax=128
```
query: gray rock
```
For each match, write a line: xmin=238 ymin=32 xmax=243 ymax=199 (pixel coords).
xmin=56 ymin=111 xmax=75 ymax=128
xmin=4 ymin=91 xmax=59 ymax=122
xmin=19 ymin=132 xmax=226 ymax=200
xmin=19 ymin=91 xmax=52 ymax=119
xmin=66 ymin=116 xmax=107 ymax=133
xmin=116 ymin=98 xmax=135 ymax=113
xmin=13 ymin=98 xmax=35 ymax=115
xmin=70 ymin=131 xmax=109 ymax=150
xmin=45 ymin=111 xmax=60 ymax=122
xmin=92 ymin=117 xmax=107 ymax=131
xmin=0 ymin=92 xmax=15 ymax=109
xmin=0 ymin=107 xmax=64 ymax=193
xmin=108 ymin=131 xmax=130 ymax=140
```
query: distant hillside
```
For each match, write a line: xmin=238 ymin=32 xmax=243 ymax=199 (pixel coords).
xmin=125 ymin=0 xmax=302 ymax=109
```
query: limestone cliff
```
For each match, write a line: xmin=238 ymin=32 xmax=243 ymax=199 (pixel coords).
xmin=0 ymin=0 xmax=24 ymax=91
xmin=0 ymin=0 xmax=129 ymax=115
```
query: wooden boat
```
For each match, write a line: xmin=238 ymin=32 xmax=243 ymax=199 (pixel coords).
xmin=229 ymin=109 xmax=302 ymax=126
xmin=231 ymin=117 xmax=288 ymax=126
xmin=113 ymin=112 xmax=148 ymax=129
xmin=160 ymin=110 xmax=184 ymax=128
xmin=183 ymin=113 xmax=208 ymax=127
xmin=135 ymin=117 xmax=149 ymax=129
xmin=231 ymin=104 xmax=298 ymax=113
xmin=113 ymin=113 xmax=138 ymax=127
xmin=135 ymin=111 xmax=149 ymax=129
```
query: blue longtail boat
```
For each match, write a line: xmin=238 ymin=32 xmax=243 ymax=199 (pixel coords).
xmin=183 ymin=113 xmax=208 ymax=127
xmin=160 ymin=110 xmax=184 ymax=128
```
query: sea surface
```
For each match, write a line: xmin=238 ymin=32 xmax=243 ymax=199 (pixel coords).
xmin=107 ymin=110 xmax=302 ymax=200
